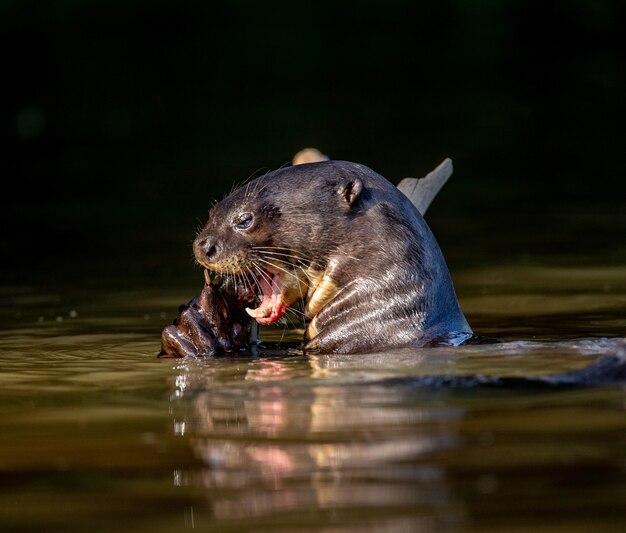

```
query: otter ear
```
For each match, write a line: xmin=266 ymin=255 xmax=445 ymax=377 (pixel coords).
xmin=337 ymin=178 xmax=363 ymax=207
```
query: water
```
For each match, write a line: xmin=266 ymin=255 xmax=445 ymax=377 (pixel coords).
xmin=1 ymin=261 xmax=625 ymax=532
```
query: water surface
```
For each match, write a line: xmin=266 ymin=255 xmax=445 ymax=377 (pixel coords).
xmin=1 ymin=263 xmax=625 ymax=532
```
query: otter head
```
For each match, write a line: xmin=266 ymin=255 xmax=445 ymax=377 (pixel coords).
xmin=193 ymin=163 xmax=364 ymax=326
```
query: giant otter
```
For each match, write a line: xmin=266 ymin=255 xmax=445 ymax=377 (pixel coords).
xmin=161 ymin=160 xmax=473 ymax=357
xmin=159 ymin=158 xmax=626 ymax=387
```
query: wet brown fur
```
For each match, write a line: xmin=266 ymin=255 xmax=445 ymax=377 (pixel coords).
xmin=191 ymin=160 xmax=472 ymax=354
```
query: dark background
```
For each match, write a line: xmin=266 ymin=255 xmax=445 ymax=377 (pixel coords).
xmin=2 ymin=0 xmax=625 ymax=289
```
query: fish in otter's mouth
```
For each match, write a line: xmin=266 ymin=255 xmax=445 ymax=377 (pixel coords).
xmin=202 ymin=260 xmax=313 ymax=327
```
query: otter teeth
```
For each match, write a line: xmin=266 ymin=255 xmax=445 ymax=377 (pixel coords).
xmin=245 ymin=306 xmax=271 ymax=319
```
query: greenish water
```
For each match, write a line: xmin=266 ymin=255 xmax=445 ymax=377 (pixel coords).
xmin=1 ymin=263 xmax=625 ymax=532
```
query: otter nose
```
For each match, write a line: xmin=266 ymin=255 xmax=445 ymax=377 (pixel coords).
xmin=194 ymin=236 xmax=219 ymax=263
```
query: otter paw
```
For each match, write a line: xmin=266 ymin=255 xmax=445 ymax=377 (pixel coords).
xmin=158 ymin=280 xmax=252 ymax=358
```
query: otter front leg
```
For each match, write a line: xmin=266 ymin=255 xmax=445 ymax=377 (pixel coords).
xmin=159 ymin=277 xmax=253 ymax=358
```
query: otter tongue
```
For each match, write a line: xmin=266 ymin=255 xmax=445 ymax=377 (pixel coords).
xmin=245 ymin=272 xmax=286 ymax=325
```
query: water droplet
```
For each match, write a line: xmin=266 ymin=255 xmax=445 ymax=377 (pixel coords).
xmin=174 ymin=421 xmax=186 ymax=436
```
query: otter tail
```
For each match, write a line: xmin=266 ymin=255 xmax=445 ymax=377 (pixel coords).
xmin=380 ymin=339 xmax=626 ymax=390
xmin=541 ymin=340 xmax=626 ymax=387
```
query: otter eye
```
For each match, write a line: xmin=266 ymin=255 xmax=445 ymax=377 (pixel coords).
xmin=233 ymin=212 xmax=254 ymax=230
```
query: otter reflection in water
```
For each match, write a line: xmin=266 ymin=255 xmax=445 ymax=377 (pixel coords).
xmin=167 ymin=338 xmax=626 ymax=525
xmin=169 ymin=353 xmax=464 ymax=528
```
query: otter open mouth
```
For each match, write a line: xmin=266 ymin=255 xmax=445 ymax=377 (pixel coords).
xmin=244 ymin=269 xmax=288 ymax=325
